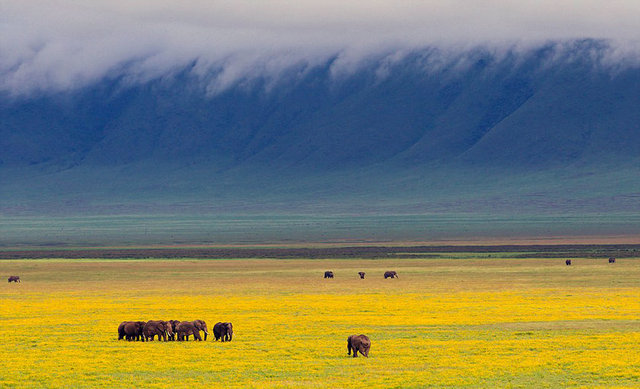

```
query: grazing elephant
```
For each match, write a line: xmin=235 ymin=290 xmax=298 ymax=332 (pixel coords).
xmin=213 ymin=322 xmax=233 ymax=342
xmin=176 ymin=321 xmax=202 ymax=341
xmin=324 ymin=271 xmax=334 ymax=279
xmin=358 ymin=272 xmax=365 ymax=279
xmin=143 ymin=320 xmax=172 ymax=341
xmin=347 ymin=334 xmax=371 ymax=358
xmin=609 ymin=257 xmax=616 ymax=263
xmin=167 ymin=320 xmax=181 ymax=341
xmin=8 ymin=276 xmax=20 ymax=283
xmin=566 ymin=259 xmax=572 ymax=266
xmin=384 ymin=271 xmax=398 ymax=279
xmin=192 ymin=320 xmax=209 ymax=341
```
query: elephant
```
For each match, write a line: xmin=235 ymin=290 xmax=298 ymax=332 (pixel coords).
xmin=192 ymin=320 xmax=209 ymax=341
xmin=566 ymin=259 xmax=572 ymax=266
xmin=358 ymin=272 xmax=365 ymax=279
xmin=609 ymin=257 xmax=616 ymax=263
xmin=167 ymin=320 xmax=181 ymax=341
xmin=118 ymin=321 xmax=145 ymax=341
xmin=126 ymin=321 xmax=146 ymax=341
xmin=175 ymin=321 xmax=202 ymax=341
xmin=8 ymin=276 xmax=20 ymax=283
xmin=324 ymin=271 xmax=334 ymax=279
xmin=213 ymin=322 xmax=233 ymax=342
xmin=347 ymin=334 xmax=371 ymax=358
xmin=143 ymin=320 xmax=173 ymax=341
xmin=384 ymin=271 xmax=398 ymax=279
xmin=118 ymin=321 xmax=127 ymax=340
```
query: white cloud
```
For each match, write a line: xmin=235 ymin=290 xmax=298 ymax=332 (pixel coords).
xmin=1 ymin=0 xmax=640 ymax=95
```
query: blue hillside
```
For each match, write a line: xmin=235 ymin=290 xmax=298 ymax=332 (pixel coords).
xmin=2 ymin=41 xmax=640 ymax=244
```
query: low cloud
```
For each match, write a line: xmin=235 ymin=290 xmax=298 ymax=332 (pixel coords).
xmin=2 ymin=0 xmax=640 ymax=95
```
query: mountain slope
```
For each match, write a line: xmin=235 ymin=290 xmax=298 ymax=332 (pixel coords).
xmin=2 ymin=42 xmax=640 ymax=243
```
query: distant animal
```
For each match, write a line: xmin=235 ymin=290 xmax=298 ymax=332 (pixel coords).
xmin=324 ymin=271 xmax=334 ymax=279
xmin=565 ymin=260 xmax=572 ymax=266
xmin=609 ymin=257 xmax=616 ymax=263
xmin=7 ymin=276 xmax=20 ymax=283
xmin=176 ymin=321 xmax=202 ymax=341
xmin=143 ymin=320 xmax=173 ymax=341
xmin=213 ymin=322 xmax=233 ymax=342
xmin=384 ymin=271 xmax=398 ymax=279
xmin=347 ymin=334 xmax=371 ymax=358
xmin=192 ymin=320 xmax=209 ymax=341
xmin=358 ymin=272 xmax=365 ymax=279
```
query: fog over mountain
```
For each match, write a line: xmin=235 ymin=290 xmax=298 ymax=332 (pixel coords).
xmin=2 ymin=2 xmax=640 ymax=244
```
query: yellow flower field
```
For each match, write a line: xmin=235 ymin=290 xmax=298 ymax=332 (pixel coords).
xmin=1 ymin=257 xmax=640 ymax=387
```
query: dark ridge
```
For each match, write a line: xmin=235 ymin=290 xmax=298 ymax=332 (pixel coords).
xmin=2 ymin=245 xmax=640 ymax=260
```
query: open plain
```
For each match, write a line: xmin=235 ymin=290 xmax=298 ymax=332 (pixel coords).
xmin=2 ymin=253 xmax=640 ymax=387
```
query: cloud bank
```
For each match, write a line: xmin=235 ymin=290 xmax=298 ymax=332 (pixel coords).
xmin=2 ymin=0 xmax=640 ymax=95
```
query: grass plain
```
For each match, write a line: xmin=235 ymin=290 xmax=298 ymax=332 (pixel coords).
xmin=1 ymin=256 xmax=640 ymax=388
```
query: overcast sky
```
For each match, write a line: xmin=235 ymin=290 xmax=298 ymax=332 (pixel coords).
xmin=2 ymin=0 xmax=640 ymax=94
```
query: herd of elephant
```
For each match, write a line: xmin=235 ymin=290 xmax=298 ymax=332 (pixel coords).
xmin=118 ymin=320 xmax=233 ymax=342
xmin=119 ymin=319 xmax=371 ymax=357
xmin=324 ymin=270 xmax=398 ymax=279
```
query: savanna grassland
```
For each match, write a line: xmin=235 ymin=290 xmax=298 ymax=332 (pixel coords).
xmin=1 ymin=255 xmax=640 ymax=388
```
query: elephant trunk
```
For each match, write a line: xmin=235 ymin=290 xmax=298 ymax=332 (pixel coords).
xmin=204 ymin=331 xmax=208 ymax=341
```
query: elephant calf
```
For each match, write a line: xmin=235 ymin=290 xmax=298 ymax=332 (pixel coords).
xmin=324 ymin=271 xmax=334 ymax=278
xmin=213 ymin=322 xmax=233 ymax=342
xmin=347 ymin=334 xmax=371 ymax=358
xmin=358 ymin=272 xmax=365 ymax=279
xmin=8 ymin=275 xmax=20 ymax=283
